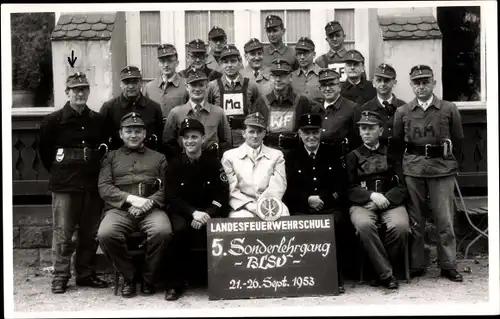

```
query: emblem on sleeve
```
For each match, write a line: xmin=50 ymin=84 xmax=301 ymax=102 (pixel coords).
xmin=256 ymin=195 xmax=283 ymax=222
xmin=219 ymin=171 xmax=228 ymax=183
xmin=56 ymin=148 xmax=65 ymax=162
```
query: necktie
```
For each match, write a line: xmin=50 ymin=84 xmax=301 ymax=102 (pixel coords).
xmin=254 ymin=70 xmax=259 ymax=78
xmin=194 ymin=104 xmax=202 ymax=115
xmin=382 ymin=101 xmax=394 ymax=115
xmin=310 ymin=152 xmax=315 ymax=160
xmin=230 ymin=80 xmax=235 ymax=89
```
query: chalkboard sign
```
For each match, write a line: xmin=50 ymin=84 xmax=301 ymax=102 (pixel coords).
xmin=207 ymin=214 xmax=339 ymax=300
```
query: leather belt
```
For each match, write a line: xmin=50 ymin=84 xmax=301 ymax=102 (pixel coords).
xmin=118 ymin=179 xmax=162 ymax=197
xmin=360 ymin=178 xmax=391 ymax=193
xmin=54 ymin=145 xmax=108 ymax=162
xmin=265 ymin=132 xmax=298 ymax=149
xmin=406 ymin=141 xmax=451 ymax=158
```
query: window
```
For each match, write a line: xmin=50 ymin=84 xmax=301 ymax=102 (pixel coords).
xmin=185 ymin=10 xmax=235 ymax=47
xmin=334 ymin=9 xmax=355 ymax=50
xmin=260 ymin=10 xmax=311 ymax=46
xmin=140 ymin=11 xmax=161 ymax=82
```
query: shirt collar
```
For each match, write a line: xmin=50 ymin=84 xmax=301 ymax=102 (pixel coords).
xmin=189 ymin=100 xmax=210 ymax=113
xmin=247 ymin=66 xmax=270 ymax=80
xmin=410 ymin=94 xmax=440 ymax=110
xmin=269 ymin=87 xmax=295 ymax=104
xmin=304 ymin=145 xmax=319 ymax=157
xmin=268 ymin=43 xmax=287 ymax=55
xmin=377 ymin=94 xmax=394 ymax=106
xmin=324 ymin=95 xmax=341 ymax=110
xmin=223 ymin=75 xmax=243 ymax=86
xmin=61 ymin=102 xmax=91 ymax=121
xmin=327 ymin=47 xmax=347 ymax=58
xmin=364 ymin=142 xmax=380 ymax=151
xmin=160 ymin=73 xmax=181 ymax=88
xmin=238 ymin=143 xmax=270 ymax=159
xmin=296 ymin=63 xmax=321 ymax=77
xmin=122 ymin=144 xmax=146 ymax=155
xmin=120 ymin=93 xmax=146 ymax=108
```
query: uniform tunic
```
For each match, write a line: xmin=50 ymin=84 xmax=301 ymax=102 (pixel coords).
xmin=290 ymin=64 xmax=324 ymax=109
xmin=262 ymin=43 xmax=298 ymax=70
xmin=143 ymin=73 xmax=189 ymax=119
xmin=315 ymin=48 xmax=348 ymax=82
xmin=206 ymin=52 xmax=223 ymax=73
xmin=341 ymin=78 xmax=377 ymax=106
xmin=240 ymin=66 xmax=273 ymax=96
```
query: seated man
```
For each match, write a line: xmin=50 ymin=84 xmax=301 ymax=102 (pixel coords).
xmin=97 ymin=112 xmax=172 ymax=298
xmin=346 ymin=111 xmax=409 ymax=290
xmin=163 ymin=118 xmax=229 ymax=301
xmin=284 ymin=113 xmax=348 ymax=293
xmin=221 ymin=112 xmax=289 ymax=218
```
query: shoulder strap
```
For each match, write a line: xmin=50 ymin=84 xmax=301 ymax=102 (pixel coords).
xmin=263 ymin=93 xmax=272 ymax=110
xmin=242 ymin=77 xmax=249 ymax=92
xmin=217 ymin=78 xmax=224 ymax=108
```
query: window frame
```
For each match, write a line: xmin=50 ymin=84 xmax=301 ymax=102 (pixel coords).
xmin=260 ymin=9 xmax=311 ymax=46
xmin=139 ymin=11 xmax=161 ymax=83
xmin=184 ymin=10 xmax=236 ymax=46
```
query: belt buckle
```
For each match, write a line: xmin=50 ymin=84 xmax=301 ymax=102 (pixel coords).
xmin=83 ymin=147 xmax=89 ymax=162
xmin=375 ymin=179 xmax=381 ymax=192
xmin=424 ymin=144 xmax=431 ymax=158
xmin=278 ymin=134 xmax=284 ymax=147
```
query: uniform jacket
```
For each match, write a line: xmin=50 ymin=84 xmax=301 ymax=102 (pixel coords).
xmin=165 ymin=152 xmax=229 ymax=220
xmin=290 ymin=64 xmax=324 ymax=109
xmin=98 ymin=145 xmax=167 ymax=212
xmin=361 ymin=95 xmax=406 ymax=145
xmin=207 ymin=76 xmax=261 ymax=115
xmin=341 ymin=78 xmax=377 ymax=106
xmin=206 ymin=52 xmax=223 ymax=73
xmin=284 ymin=144 xmax=348 ymax=214
xmin=221 ymin=143 xmax=287 ymax=211
xmin=143 ymin=73 xmax=189 ymax=118
xmin=346 ymin=143 xmax=406 ymax=208
xmin=314 ymin=47 xmax=348 ymax=67
xmin=262 ymin=43 xmax=298 ymax=70
xmin=38 ymin=102 xmax=106 ymax=192
xmin=99 ymin=94 xmax=164 ymax=151
xmin=179 ymin=65 xmax=222 ymax=82
xmin=239 ymin=66 xmax=273 ymax=96
xmin=392 ymin=94 xmax=464 ymax=178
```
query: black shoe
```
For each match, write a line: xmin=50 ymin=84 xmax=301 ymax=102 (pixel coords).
xmin=141 ymin=282 xmax=156 ymax=295
xmin=338 ymin=285 xmax=345 ymax=294
xmin=164 ymin=288 xmax=182 ymax=301
xmin=440 ymin=269 xmax=463 ymax=282
xmin=51 ymin=279 xmax=68 ymax=294
xmin=370 ymin=276 xmax=399 ymax=289
xmin=76 ymin=275 xmax=109 ymax=288
xmin=410 ymin=267 xmax=427 ymax=279
xmin=121 ymin=280 xmax=137 ymax=298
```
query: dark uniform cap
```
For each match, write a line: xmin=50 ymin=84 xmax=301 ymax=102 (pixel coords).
xmin=318 ymin=68 xmax=340 ymax=82
xmin=345 ymin=50 xmax=365 ymax=63
xmin=265 ymin=14 xmax=283 ymax=29
xmin=374 ymin=63 xmax=397 ymax=79
xmin=299 ymin=113 xmax=322 ymax=130
xmin=244 ymin=38 xmax=264 ymax=53
xmin=295 ymin=37 xmax=315 ymax=52
xmin=66 ymin=72 xmax=90 ymax=89
xmin=179 ymin=118 xmax=205 ymax=136
xmin=409 ymin=64 xmax=434 ymax=80
xmin=120 ymin=112 xmax=146 ymax=127
xmin=208 ymin=26 xmax=227 ymax=40
xmin=186 ymin=69 xmax=208 ymax=84
xmin=157 ymin=44 xmax=177 ymax=58
xmin=325 ymin=21 xmax=344 ymax=35
xmin=270 ymin=58 xmax=292 ymax=74
xmin=244 ymin=112 xmax=267 ymax=129
xmin=220 ymin=44 xmax=241 ymax=60
xmin=120 ymin=66 xmax=142 ymax=81
xmin=187 ymin=39 xmax=207 ymax=53
xmin=357 ymin=110 xmax=382 ymax=126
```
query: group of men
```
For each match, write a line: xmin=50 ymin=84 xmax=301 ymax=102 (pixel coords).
xmin=38 ymin=14 xmax=465 ymax=302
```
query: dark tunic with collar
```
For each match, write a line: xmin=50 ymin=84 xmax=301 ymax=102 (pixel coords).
xmin=361 ymin=95 xmax=406 ymax=146
xmin=99 ymin=93 xmax=164 ymax=151
xmin=341 ymin=78 xmax=377 ymax=106
xmin=143 ymin=73 xmax=189 ymax=118
xmin=39 ymin=102 xmax=106 ymax=192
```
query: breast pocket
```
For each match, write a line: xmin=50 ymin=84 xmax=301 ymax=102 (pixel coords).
xmin=439 ymin=112 xmax=451 ymax=138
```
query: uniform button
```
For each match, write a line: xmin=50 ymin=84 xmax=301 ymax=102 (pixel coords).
xmin=82 ymin=140 xmax=85 ymax=144
xmin=313 ymin=167 xmax=315 ymax=170
xmin=314 ymin=188 xmax=318 ymax=191
xmin=324 ymin=117 xmax=328 ymax=120
xmin=322 ymin=129 xmax=326 ymax=132
xmin=313 ymin=177 xmax=317 ymax=181
xmin=81 ymin=126 xmax=85 ymax=130
xmin=181 ymin=183 xmax=184 ymax=186
xmin=207 ymin=181 xmax=210 ymax=185
xmin=388 ymin=128 xmax=392 ymax=131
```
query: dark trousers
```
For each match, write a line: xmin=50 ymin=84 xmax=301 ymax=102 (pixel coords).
xmin=51 ymin=191 xmax=103 ymax=281
xmin=97 ymin=208 xmax=173 ymax=284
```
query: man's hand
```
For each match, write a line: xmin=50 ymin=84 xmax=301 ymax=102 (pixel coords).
xmin=308 ymin=195 xmax=324 ymax=211
xmin=363 ymin=201 xmax=378 ymax=211
xmin=369 ymin=192 xmax=390 ymax=210
xmin=126 ymin=195 xmax=148 ymax=208
xmin=139 ymin=199 xmax=154 ymax=212
xmin=245 ymin=202 xmax=257 ymax=214
xmin=191 ymin=220 xmax=203 ymax=230
xmin=128 ymin=206 xmax=144 ymax=218
xmin=192 ymin=210 xmax=211 ymax=225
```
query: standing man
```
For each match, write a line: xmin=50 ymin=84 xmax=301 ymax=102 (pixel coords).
xmin=347 ymin=111 xmax=409 ymax=290
xmin=143 ymin=44 xmax=189 ymax=119
xmin=341 ymin=50 xmax=376 ymax=105
xmin=206 ymin=26 xmax=227 ymax=72
xmin=179 ymin=39 xmax=223 ymax=82
xmin=97 ymin=112 xmax=171 ymax=298
xmin=100 ymin=66 xmax=164 ymax=151
xmin=251 ymin=58 xmax=311 ymax=153
xmin=221 ymin=112 xmax=289 ymax=218
xmin=207 ymin=44 xmax=261 ymax=146
xmin=361 ymin=63 xmax=406 ymax=156
xmin=163 ymin=69 xmax=231 ymax=160
xmin=240 ymin=38 xmax=273 ymax=97
xmin=291 ymin=37 xmax=323 ymax=109
xmin=163 ymin=118 xmax=229 ymax=301
xmin=262 ymin=14 xmax=298 ymax=70
xmin=393 ymin=64 xmax=464 ymax=282
xmin=315 ymin=21 xmax=349 ymax=82
xmin=284 ymin=113 xmax=348 ymax=293
xmin=38 ymin=72 xmax=109 ymax=294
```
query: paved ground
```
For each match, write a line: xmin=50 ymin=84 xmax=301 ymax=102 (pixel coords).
xmin=10 ymin=256 xmax=491 ymax=315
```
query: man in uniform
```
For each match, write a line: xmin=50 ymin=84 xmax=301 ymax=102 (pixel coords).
xmin=163 ymin=118 xmax=229 ymax=301
xmin=393 ymin=65 xmax=464 ymax=282
xmin=39 ymin=72 xmax=109 ymax=294
xmin=361 ymin=63 xmax=406 ymax=157
xmin=179 ymin=39 xmax=223 ymax=82
xmin=143 ymin=44 xmax=189 ymax=119
xmin=284 ymin=113 xmax=349 ymax=293
xmin=251 ymin=58 xmax=311 ymax=154
xmin=206 ymin=26 xmax=227 ymax=72
xmin=100 ymin=66 xmax=164 ymax=151
xmin=291 ymin=37 xmax=323 ymax=109
xmin=341 ymin=50 xmax=376 ymax=105
xmin=262 ymin=14 xmax=298 ymax=70
xmin=315 ymin=21 xmax=349 ymax=82
xmin=97 ymin=112 xmax=172 ymax=298
xmin=163 ymin=69 xmax=232 ymax=160
xmin=222 ymin=112 xmax=289 ymax=218
xmin=347 ymin=111 xmax=409 ymax=290
xmin=240 ymin=38 xmax=273 ymax=96
xmin=207 ymin=44 xmax=261 ymax=146
xmin=312 ymin=68 xmax=361 ymax=164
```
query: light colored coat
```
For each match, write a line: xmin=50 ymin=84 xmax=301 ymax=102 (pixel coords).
xmin=221 ymin=143 xmax=287 ymax=214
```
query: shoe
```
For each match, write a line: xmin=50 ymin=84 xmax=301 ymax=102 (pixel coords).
xmin=440 ymin=269 xmax=463 ymax=282
xmin=141 ymin=282 xmax=156 ymax=295
xmin=338 ymin=285 xmax=345 ymax=294
xmin=51 ymin=279 xmax=68 ymax=294
xmin=76 ymin=275 xmax=109 ymax=288
xmin=164 ymin=288 xmax=182 ymax=301
xmin=370 ymin=276 xmax=399 ymax=289
xmin=410 ymin=267 xmax=427 ymax=279
xmin=121 ymin=280 xmax=136 ymax=298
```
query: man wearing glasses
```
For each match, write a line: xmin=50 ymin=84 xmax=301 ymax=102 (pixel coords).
xmin=315 ymin=21 xmax=349 ymax=83
xmin=179 ymin=39 xmax=223 ymax=82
